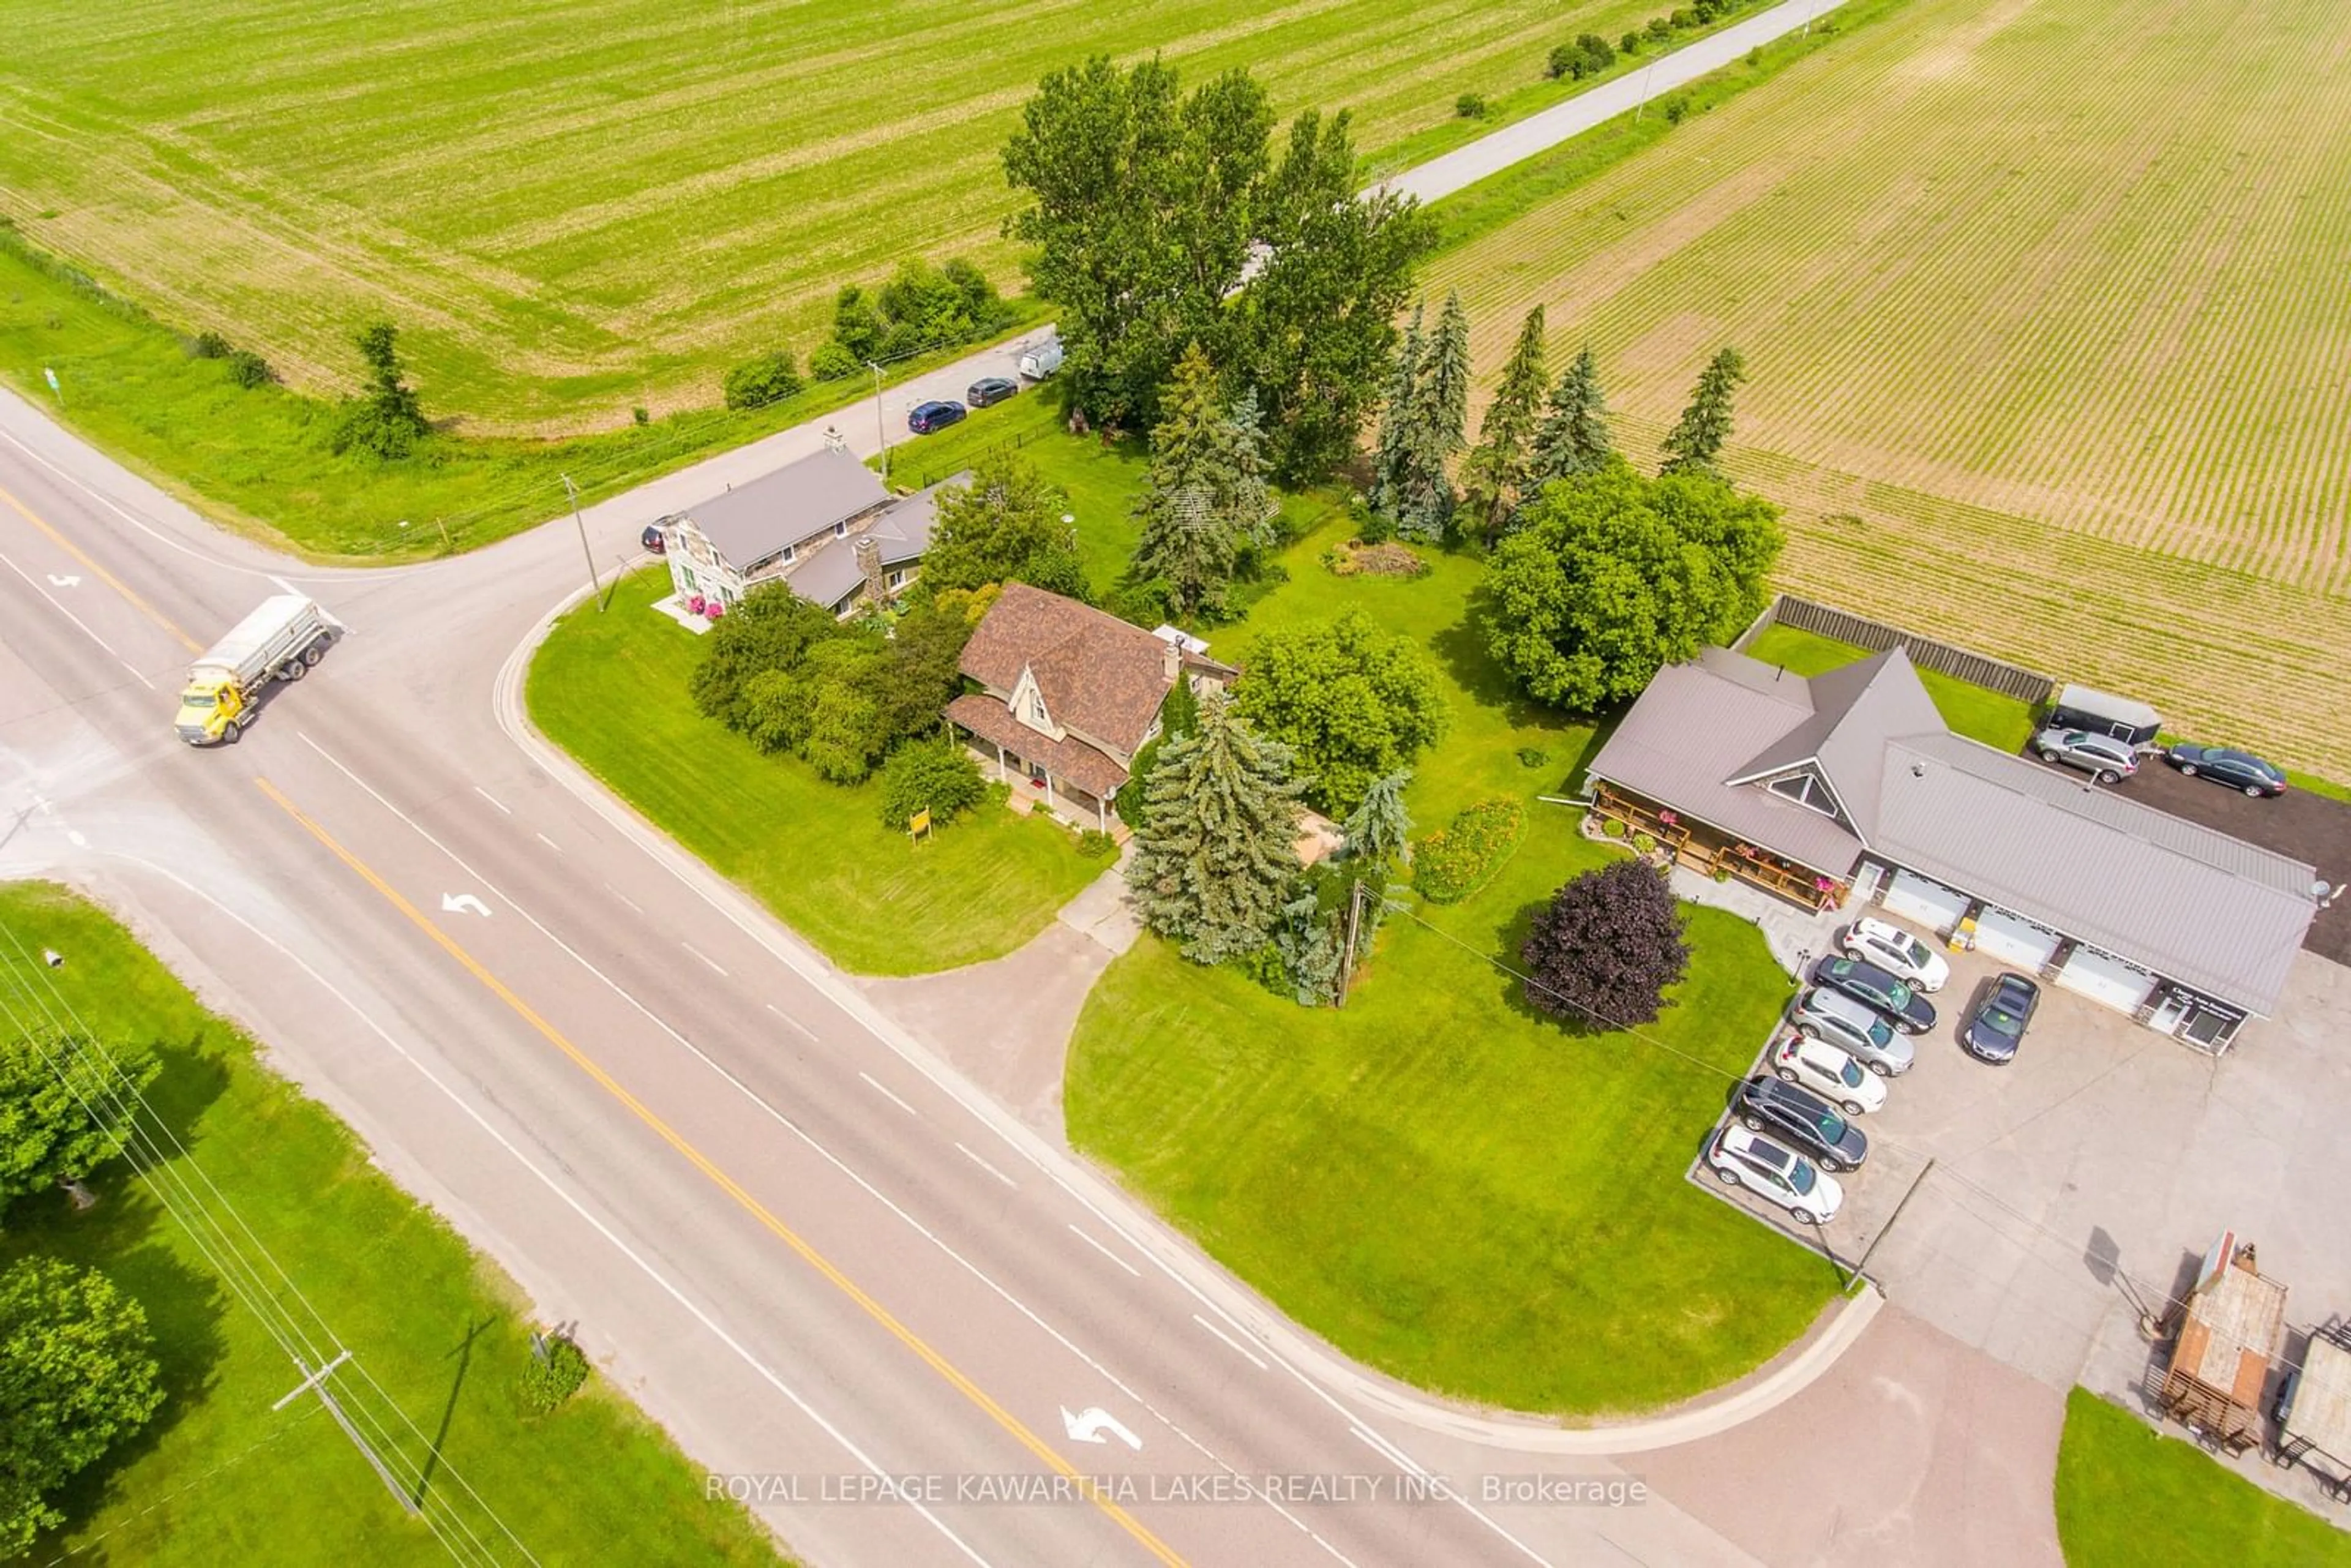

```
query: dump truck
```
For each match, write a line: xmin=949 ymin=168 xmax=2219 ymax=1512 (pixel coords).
xmin=174 ymin=594 xmax=339 ymax=746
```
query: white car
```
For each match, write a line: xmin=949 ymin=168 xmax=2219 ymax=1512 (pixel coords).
xmin=1840 ymin=916 xmax=1951 ymax=993
xmin=1706 ymin=1125 xmax=1843 ymax=1225
xmin=1771 ymin=1032 xmax=1888 ymax=1115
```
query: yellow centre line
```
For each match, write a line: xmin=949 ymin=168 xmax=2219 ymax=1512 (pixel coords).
xmin=254 ymin=777 xmax=1188 ymax=1567
xmin=0 ymin=477 xmax=201 ymax=652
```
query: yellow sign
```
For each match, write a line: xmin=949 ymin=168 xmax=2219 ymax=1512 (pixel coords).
xmin=909 ymin=809 xmax=932 ymax=840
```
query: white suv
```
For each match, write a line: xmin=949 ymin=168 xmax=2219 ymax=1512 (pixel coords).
xmin=1840 ymin=916 xmax=1950 ymax=993
xmin=1707 ymin=1125 xmax=1843 ymax=1225
xmin=1771 ymin=1032 xmax=1888 ymax=1115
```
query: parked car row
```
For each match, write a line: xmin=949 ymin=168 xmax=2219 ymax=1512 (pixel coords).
xmin=1708 ymin=914 xmax=2048 ymax=1232
xmin=2030 ymin=686 xmax=2286 ymax=798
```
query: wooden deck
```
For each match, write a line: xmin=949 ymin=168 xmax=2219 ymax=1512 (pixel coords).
xmin=1589 ymin=783 xmax=1845 ymax=912
xmin=2161 ymin=1247 xmax=2287 ymax=1446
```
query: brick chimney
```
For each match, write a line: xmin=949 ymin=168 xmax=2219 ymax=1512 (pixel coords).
xmin=1161 ymin=636 xmax=1181 ymax=685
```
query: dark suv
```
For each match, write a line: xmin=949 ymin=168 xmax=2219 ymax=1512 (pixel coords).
xmin=966 ymin=377 xmax=1018 ymax=408
xmin=1813 ymin=955 xmax=1937 ymax=1035
xmin=907 ymin=399 xmax=966 ymax=435
xmin=1734 ymin=1077 xmax=1870 ymax=1172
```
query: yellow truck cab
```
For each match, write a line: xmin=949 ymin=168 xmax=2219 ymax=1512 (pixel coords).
xmin=176 ymin=595 xmax=338 ymax=746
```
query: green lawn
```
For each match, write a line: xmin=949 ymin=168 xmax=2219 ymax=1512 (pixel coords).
xmin=526 ymin=568 xmax=1101 ymax=976
xmin=0 ymin=882 xmax=783 ymax=1566
xmin=1744 ymin=622 xmax=2039 ymax=753
xmin=2055 ymin=1389 xmax=2351 ymax=1568
xmin=1065 ymin=494 xmax=1839 ymax=1416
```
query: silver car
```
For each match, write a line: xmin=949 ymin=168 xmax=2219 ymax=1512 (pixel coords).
xmin=1789 ymin=986 xmax=1916 ymax=1076
xmin=2032 ymin=726 xmax=2139 ymax=784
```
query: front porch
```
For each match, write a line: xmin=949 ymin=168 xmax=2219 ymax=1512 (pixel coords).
xmin=1589 ymin=782 xmax=1849 ymax=913
xmin=972 ymin=739 xmax=1125 ymax=839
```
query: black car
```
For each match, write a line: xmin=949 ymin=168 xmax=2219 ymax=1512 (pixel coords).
xmin=907 ymin=399 xmax=966 ymax=435
xmin=1812 ymin=955 xmax=1937 ymax=1035
xmin=966 ymin=376 xmax=1018 ymax=408
xmin=1734 ymin=1077 xmax=1870 ymax=1172
xmin=2164 ymin=743 xmax=2286 ymax=798
xmin=1960 ymin=972 xmax=2040 ymax=1063
xmin=640 ymin=523 xmax=667 ymax=556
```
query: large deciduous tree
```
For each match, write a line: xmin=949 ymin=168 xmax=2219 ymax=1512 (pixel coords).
xmin=690 ymin=587 xmax=846 ymax=730
xmin=918 ymin=453 xmax=1089 ymax=601
xmin=1234 ymin=611 xmax=1447 ymax=815
xmin=1002 ymin=57 xmax=1431 ymax=477
xmin=331 ymin=321 xmax=432 ymax=459
xmin=1659 ymin=346 xmax=1747 ymax=478
xmin=0 ymin=1031 xmax=160 ymax=1215
xmin=1485 ymin=456 xmax=1782 ymax=711
xmin=1531 ymin=345 xmax=1613 ymax=486
xmin=1127 ymin=692 xmax=1306 ymax=965
xmin=0 ymin=1256 xmax=163 ymax=1551
xmin=1520 ymin=859 xmax=1691 ymax=1029
xmin=1457 ymin=305 xmax=1550 ymax=544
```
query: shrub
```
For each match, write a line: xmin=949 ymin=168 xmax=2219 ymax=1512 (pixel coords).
xmin=1411 ymin=800 xmax=1526 ymax=904
xmin=1663 ymin=96 xmax=1691 ymax=124
xmin=1670 ymin=8 xmax=1695 ymax=27
xmin=879 ymin=738 xmax=983 ymax=831
xmin=519 ymin=1334 xmax=591 ymax=1416
xmin=1575 ymin=34 xmax=1615 ymax=76
xmin=1521 ymin=860 xmax=1691 ymax=1029
xmin=1646 ymin=17 xmax=1673 ymax=40
xmin=1712 ymin=866 xmax=1731 ymax=883
xmin=1621 ymin=31 xmax=1643 ymax=54
xmin=1516 ymin=746 xmax=1549 ymax=769
xmin=722 ymin=349 xmax=801 ymax=411
xmin=1547 ymin=44 xmax=1577 ymax=78
xmin=189 ymin=329 xmax=231 ymax=359
xmin=226 ymin=349 xmax=272 ymax=388
xmin=632 ymin=405 xmax=650 ymax=426
xmin=1076 ymin=828 xmax=1119 ymax=860
xmin=809 ymin=340 xmax=862 ymax=381
xmin=1632 ymin=831 xmax=1655 ymax=853
xmin=1455 ymin=93 xmax=1488 ymax=120
xmin=1602 ymin=816 xmax=1626 ymax=838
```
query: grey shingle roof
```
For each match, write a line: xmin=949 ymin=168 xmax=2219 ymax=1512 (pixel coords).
xmin=677 ymin=446 xmax=888 ymax=569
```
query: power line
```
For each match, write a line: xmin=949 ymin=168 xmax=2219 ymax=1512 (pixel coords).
xmin=0 ymin=908 xmax=539 ymax=1566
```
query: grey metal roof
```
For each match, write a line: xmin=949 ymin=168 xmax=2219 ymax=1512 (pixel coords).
xmin=784 ymin=545 xmax=867 ymax=611
xmin=1590 ymin=645 xmax=2319 ymax=1016
xmin=1875 ymin=733 xmax=2315 ymax=1013
xmin=770 ymin=473 xmax=956 ymax=610
xmin=677 ymin=446 xmax=889 ymax=569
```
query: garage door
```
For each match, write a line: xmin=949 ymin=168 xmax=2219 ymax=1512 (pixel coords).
xmin=1974 ymin=906 xmax=2063 ymax=969
xmin=2057 ymin=944 xmax=2157 ymax=1013
xmin=1883 ymin=869 xmax=1970 ymax=933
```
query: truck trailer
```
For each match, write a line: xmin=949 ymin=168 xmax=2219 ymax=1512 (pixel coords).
xmin=174 ymin=594 xmax=339 ymax=746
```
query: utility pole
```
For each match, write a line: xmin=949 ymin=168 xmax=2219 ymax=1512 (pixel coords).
xmin=868 ymin=362 xmax=891 ymax=480
xmin=272 ymin=1349 xmax=420 ymax=1517
xmin=1336 ymin=878 xmax=1368 ymax=1008
xmin=561 ymin=473 xmax=604 ymax=610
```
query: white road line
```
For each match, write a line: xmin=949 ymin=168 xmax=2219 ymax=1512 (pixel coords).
xmin=858 ymin=1071 xmax=918 ymax=1117
xmin=763 ymin=1002 xmax=816 ymax=1041
xmin=535 ymin=831 xmax=561 ymax=853
xmin=602 ymin=882 xmax=642 ymax=913
xmin=473 ymin=786 xmax=511 ymax=814
xmin=954 ymin=1142 xmax=1016 ymax=1188
xmin=681 ymin=942 xmax=727 ymax=977
xmin=1068 ymin=1224 xmax=1142 ymax=1279
xmin=104 ymin=852 xmax=992 ymax=1567
xmin=1193 ymin=1313 xmax=1269 ymax=1371
xmin=0 ymin=549 xmax=154 ymax=689
xmin=1351 ymin=1424 xmax=1429 ymax=1480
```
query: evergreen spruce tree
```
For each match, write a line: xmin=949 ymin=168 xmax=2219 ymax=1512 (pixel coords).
xmin=1457 ymin=305 xmax=1550 ymax=544
xmin=1393 ymin=290 xmax=1469 ymax=540
xmin=1131 ymin=345 xmax=1244 ymax=617
xmin=1341 ymin=768 xmax=1414 ymax=870
xmin=1368 ymin=302 xmax=1425 ymax=517
xmin=1531 ymin=345 xmax=1614 ymax=485
xmin=1127 ymin=692 xmax=1307 ymax=965
xmin=1273 ymin=882 xmax=1343 ymax=1006
xmin=1659 ymin=346 xmax=1747 ymax=478
xmin=1222 ymin=386 xmax=1281 ymax=551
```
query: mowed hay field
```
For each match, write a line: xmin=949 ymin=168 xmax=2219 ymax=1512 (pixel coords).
xmin=1429 ymin=0 xmax=2351 ymax=782
xmin=0 ymin=0 xmax=1660 ymax=433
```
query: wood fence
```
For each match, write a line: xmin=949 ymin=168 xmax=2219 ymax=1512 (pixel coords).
xmin=1733 ymin=593 xmax=2055 ymax=704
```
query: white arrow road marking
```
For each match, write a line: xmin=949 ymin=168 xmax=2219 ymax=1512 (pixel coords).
xmin=47 ymin=574 xmax=80 ymax=588
xmin=439 ymin=892 xmax=492 ymax=917
xmin=1060 ymin=1406 xmax=1142 ymax=1450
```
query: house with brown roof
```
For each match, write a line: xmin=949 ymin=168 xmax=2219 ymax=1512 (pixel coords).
xmin=1586 ymin=645 xmax=2321 ymax=1048
xmin=945 ymin=583 xmax=1234 ymax=833
xmin=656 ymin=441 xmax=958 ymax=621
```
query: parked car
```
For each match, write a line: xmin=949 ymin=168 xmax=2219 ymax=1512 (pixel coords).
xmin=1018 ymin=340 xmax=1064 ymax=380
xmin=2163 ymin=743 xmax=2286 ymax=798
xmin=966 ymin=376 xmax=1018 ymax=408
xmin=907 ymin=399 xmax=966 ymax=435
xmin=1959 ymin=972 xmax=2041 ymax=1064
xmin=640 ymin=523 xmax=667 ymax=555
xmin=1790 ymin=988 xmax=1915 ymax=1076
xmin=1771 ymin=1032 xmax=1888 ymax=1115
xmin=1812 ymin=955 xmax=1937 ymax=1034
xmin=1735 ymin=1077 xmax=1870 ymax=1172
xmin=2031 ymin=726 xmax=2139 ymax=784
xmin=1840 ymin=915 xmax=1950 ymax=993
xmin=1706 ymin=1125 xmax=1843 ymax=1226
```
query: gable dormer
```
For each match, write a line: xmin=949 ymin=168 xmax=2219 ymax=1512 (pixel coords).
xmin=1755 ymin=763 xmax=1858 ymax=835
xmin=1008 ymin=664 xmax=1063 ymax=741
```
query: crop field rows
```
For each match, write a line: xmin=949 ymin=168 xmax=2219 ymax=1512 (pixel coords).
xmin=1429 ymin=0 xmax=2351 ymax=778
xmin=0 ymin=0 xmax=1663 ymax=431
